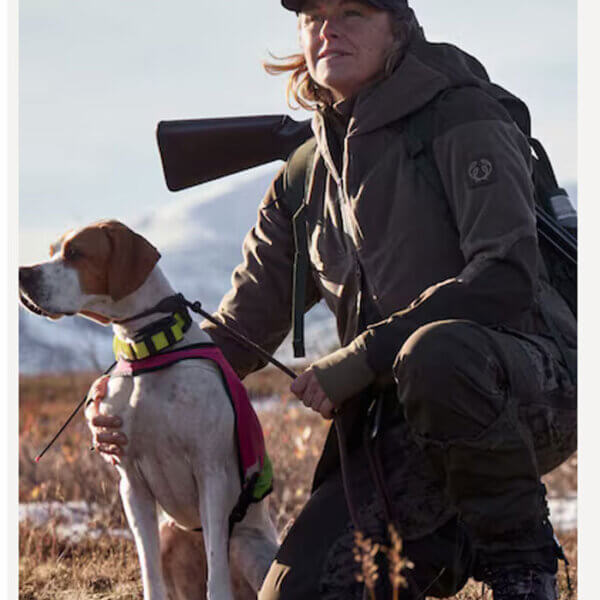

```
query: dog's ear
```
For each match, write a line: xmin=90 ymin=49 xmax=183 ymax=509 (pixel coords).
xmin=49 ymin=229 xmax=74 ymax=257
xmin=100 ymin=221 xmax=161 ymax=301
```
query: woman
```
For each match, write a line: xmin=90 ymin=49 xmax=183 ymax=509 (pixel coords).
xmin=90 ymin=1 xmax=576 ymax=598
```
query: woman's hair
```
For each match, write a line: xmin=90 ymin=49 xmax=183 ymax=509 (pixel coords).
xmin=263 ymin=6 xmax=424 ymax=111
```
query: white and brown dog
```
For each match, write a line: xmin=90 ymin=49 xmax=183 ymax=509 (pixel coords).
xmin=19 ymin=220 xmax=279 ymax=600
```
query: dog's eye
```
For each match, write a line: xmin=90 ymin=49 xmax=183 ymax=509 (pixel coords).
xmin=64 ymin=246 xmax=81 ymax=261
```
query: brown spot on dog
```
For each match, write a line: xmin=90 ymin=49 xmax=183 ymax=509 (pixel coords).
xmin=53 ymin=220 xmax=161 ymax=300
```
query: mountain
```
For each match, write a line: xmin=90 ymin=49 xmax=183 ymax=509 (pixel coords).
xmin=18 ymin=171 xmax=578 ymax=374
xmin=19 ymin=166 xmax=338 ymax=374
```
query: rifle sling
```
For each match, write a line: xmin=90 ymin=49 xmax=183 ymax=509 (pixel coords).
xmin=284 ymin=138 xmax=317 ymax=358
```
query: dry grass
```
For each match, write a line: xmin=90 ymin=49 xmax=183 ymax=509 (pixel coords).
xmin=19 ymin=368 xmax=577 ymax=599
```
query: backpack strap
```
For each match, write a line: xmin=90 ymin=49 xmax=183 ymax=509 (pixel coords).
xmin=400 ymin=92 xmax=448 ymax=199
xmin=398 ymin=89 xmax=577 ymax=382
xmin=282 ymin=138 xmax=318 ymax=358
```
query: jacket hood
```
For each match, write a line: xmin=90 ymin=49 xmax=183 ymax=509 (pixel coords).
xmin=313 ymin=40 xmax=530 ymax=143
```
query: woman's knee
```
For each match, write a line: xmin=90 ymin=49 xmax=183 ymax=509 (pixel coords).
xmin=393 ymin=321 xmax=465 ymax=385
xmin=393 ymin=321 xmax=467 ymax=425
xmin=393 ymin=320 xmax=506 ymax=441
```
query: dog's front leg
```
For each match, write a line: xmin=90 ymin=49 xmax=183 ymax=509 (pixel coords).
xmin=200 ymin=473 xmax=237 ymax=600
xmin=120 ymin=472 xmax=168 ymax=600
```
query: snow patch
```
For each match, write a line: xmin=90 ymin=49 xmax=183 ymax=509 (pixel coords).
xmin=548 ymin=494 xmax=577 ymax=532
xmin=19 ymin=500 xmax=132 ymax=543
xmin=19 ymin=494 xmax=577 ymax=544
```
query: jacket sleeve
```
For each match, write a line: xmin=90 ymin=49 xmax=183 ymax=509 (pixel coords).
xmin=311 ymin=88 xmax=538 ymax=404
xmin=201 ymin=164 xmax=321 ymax=379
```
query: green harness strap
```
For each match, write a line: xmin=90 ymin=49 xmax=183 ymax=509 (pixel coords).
xmin=283 ymin=137 xmax=317 ymax=358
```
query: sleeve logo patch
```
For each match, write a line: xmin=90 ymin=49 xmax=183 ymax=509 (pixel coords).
xmin=467 ymin=158 xmax=495 ymax=187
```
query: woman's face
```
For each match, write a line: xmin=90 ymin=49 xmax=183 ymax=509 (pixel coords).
xmin=299 ymin=0 xmax=395 ymax=102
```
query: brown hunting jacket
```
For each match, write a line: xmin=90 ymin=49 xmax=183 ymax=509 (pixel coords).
xmin=202 ymin=39 xmax=576 ymax=406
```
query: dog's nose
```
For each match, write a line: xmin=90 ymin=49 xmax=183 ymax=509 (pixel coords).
xmin=19 ymin=266 xmax=39 ymax=290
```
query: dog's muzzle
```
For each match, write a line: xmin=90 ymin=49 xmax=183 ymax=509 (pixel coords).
xmin=19 ymin=266 xmax=63 ymax=319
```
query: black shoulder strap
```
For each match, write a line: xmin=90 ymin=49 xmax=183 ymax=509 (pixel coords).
xmin=283 ymin=138 xmax=317 ymax=358
xmin=399 ymin=92 xmax=577 ymax=380
xmin=400 ymin=96 xmax=447 ymax=199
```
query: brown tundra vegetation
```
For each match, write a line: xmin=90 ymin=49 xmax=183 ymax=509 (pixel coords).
xmin=19 ymin=368 xmax=577 ymax=599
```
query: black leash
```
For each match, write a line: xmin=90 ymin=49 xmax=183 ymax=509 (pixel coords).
xmin=35 ymin=293 xmax=364 ymax=526
xmin=34 ymin=361 xmax=116 ymax=462
xmin=34 ymin=293 xmax=381 ymax=530
xmin=35 ymin=292 xmax=426 ymax=598
xmin=115 ymin=293 xmax=297 ymax=380
xmin=174 ymin=294 xmax=367 ymax=535
xmin=34 ymin=294 xmax=296 ymax=460
xmin=362 ymin=393 xmax=447 ymax=600
xmin=364 ymin=394 xmax=396 ymax=526
xmin=36 ymin=294 xmax=366 ymax=536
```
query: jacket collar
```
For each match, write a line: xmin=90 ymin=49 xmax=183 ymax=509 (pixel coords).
xmin=349 ymin=51 xmax=449 ymax=135
xmin=311 ymin=40 xmax=490 ymax=176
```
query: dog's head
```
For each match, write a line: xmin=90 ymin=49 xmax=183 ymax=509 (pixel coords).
xmin=19 ymin=220 xmax=160 ymax=323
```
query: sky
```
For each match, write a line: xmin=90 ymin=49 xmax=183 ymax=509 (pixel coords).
xmin=18 ymin=0 xmax=577 ymax=265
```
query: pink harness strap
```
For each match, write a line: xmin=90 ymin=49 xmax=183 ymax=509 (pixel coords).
xmin=113 ymin=345 xmax=268 ymax=493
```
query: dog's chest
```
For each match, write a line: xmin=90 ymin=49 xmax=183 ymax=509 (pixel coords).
xmin=109 ymin=363 xmax=239 ymax=529
xmin=107 ymin=363 xmax=235 ymax=460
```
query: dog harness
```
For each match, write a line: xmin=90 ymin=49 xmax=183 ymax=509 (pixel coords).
xmin=111 ymin=341 xmax=273 ymax=531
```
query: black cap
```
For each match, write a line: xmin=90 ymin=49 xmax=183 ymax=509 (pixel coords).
xmin=281 ymin=0 xmax=407 ymax=12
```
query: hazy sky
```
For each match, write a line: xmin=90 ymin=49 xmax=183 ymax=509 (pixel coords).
xmin=19 ymin=0 xmax=577 ymax=264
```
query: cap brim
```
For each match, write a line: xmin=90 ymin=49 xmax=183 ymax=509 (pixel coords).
xmin=281 ymin=0 xmax=303 ymax=11
xmin=281 ymin=0 xmax=391 ymax=12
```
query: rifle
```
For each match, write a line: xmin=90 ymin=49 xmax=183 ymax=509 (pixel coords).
xmin=156 ymin=115 xmax=312 ymax=191
xmin=155 ymin=113 xmax=576 ymax=269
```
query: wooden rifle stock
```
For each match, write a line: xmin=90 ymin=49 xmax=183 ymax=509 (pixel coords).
xmin=156 ymin=113 xmax=577 ymax=270
xmin=156 ymin=115 xmax=313 ymax=191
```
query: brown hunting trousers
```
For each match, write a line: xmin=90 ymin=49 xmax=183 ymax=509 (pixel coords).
xmin=258 ymin=320 xmax=577 ymax=599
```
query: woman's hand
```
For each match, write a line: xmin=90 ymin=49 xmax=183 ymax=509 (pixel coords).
xmin=84 ymin=375 xmax=128 ymax=464
xmin=290 ymin=369 xmax=335 ymax=419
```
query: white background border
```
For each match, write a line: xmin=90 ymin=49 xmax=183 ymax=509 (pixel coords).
xmin=5 ymin=1 xmax=596 ymax=598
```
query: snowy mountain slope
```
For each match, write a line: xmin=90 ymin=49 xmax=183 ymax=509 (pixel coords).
xmin=19 ymin=171 xmax=578 ymax=374
xmin=19 ymin=166 xmax=338 ymax=374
